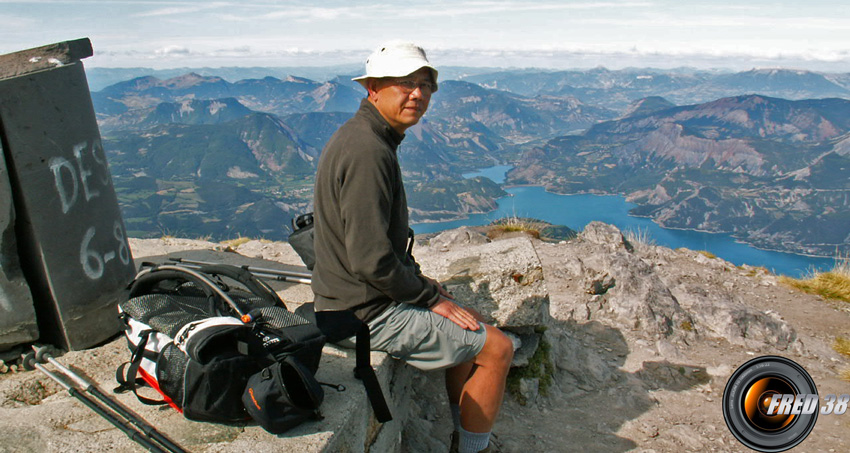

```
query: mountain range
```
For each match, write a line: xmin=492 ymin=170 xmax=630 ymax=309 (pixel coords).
xmin=96 ymin=74 xmax=549 ymax=238
xmin=509 ymin=95 xmax=850 ymax=256
xmin=94 ymin=67 xmax=850 ymax=254
xmin=463 ymin=67 xmax=850 ymax=110
xmin=92 ymin=73 xmax=363 ymax=118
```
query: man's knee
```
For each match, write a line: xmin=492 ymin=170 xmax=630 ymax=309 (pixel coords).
xmin=478 ymin=325 xmax=514 ymax=370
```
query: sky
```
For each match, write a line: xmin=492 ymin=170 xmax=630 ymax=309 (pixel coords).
xmin=2 ymin=0 xmax=849 ymax=72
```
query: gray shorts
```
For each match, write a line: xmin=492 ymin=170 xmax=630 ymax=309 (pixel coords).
xmin=338 ymin=302 xmax=487 ymax=371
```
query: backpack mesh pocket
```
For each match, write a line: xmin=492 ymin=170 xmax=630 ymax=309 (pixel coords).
xmin=157 ymin=343 xmax=188 ymax=406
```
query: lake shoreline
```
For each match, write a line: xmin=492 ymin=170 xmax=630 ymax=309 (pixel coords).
xmin=412 ymin=181 xmax=835 ymax=277
xmin=520 ymin=183 xmax=838 ymax=260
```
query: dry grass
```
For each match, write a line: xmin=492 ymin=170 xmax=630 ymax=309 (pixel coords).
xmin=624 ymin=227 xmax=655 ymax=246
xmin=835 ymin=338 xmax=850 ymax=383
xmin=783 ymin=258 xmax=850 ymax=383
xmin=741 ymin=266 xmax=771 ymax=277
xmin=698 ymin=250 xmax=717 ymax=259
xmin=779 ymin=256 xmax=850 ymax=303
xmin=487 ymin=216 xmax=546 ymax=240
xmin=834 ymin=337 xmax=850 ymax=357
xmin=780 ymin=271 xmax=850 ymax=303
xmin=221 ymin=236 xmax=253 ymax=248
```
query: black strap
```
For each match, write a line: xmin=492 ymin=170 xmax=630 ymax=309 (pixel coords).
xmin=407 ymin=227 xmax=415 ymax=258
xmin=354 ymin=321 xmax=393 ymax=423
xmin=314 ymin=308 xmax=392 ymax=423
xmin=199 ymin=264 xmax=282 ymax=305
xmin=114 ymin=330 xmax=169 ymax=407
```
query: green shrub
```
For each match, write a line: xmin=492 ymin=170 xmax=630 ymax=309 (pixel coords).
xmin=506 ymin=335 xmax=555 ymax=406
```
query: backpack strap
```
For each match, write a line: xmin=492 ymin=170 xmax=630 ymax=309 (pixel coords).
xmin=114 ymin=329 xmax=171 ymax=407
xmin=353 ymin=320 xmax=392 ymax=423
xmin=311 ymin=307 xmax=392 ymax=423
xmin=129 ymin=265 xmax=247 ymax=318
xmin=197 ymin=264 xmax=284 ymax=306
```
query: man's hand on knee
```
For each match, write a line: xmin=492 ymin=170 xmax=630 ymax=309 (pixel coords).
xmin=429 ymin=297 xmax=481 ymax=331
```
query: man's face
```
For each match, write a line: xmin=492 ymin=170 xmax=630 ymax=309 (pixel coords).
xmin=368 ymin=67 xmax=435 ymax=134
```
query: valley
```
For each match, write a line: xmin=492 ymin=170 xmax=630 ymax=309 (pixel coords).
xmin=92 ymin=66 xmax=850 ymax=256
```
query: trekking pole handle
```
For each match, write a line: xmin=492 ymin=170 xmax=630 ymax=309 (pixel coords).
xmin=168 ymin=257 xmax=313 ymax=279
xmin=244 ymin=271 xmax=311 ymax=285
xmin=33 ymin=346 xmax=87 ymax=389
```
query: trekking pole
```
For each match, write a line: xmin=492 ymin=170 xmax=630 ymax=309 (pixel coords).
xmin=22 ymin=352 xmax=169 ymax=453
xmin=168 ymin=257 xmax=313 ymax=284
xmin=31 ymin=346 xmax=188 ymax=453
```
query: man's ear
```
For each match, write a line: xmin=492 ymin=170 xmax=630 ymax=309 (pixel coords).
xmin=366 ymin=78 xmax=382 ymax=100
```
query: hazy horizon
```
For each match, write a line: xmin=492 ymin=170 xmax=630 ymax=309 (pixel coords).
xmin=77 ymin=57 xmax=850 ymax=75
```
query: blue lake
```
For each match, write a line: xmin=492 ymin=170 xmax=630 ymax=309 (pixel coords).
xmin=411 ymin=166 xmax=835 ymax=278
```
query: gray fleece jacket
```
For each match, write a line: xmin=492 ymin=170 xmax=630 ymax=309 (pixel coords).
xmin=311 ymin=99 xmax=439 ymax=322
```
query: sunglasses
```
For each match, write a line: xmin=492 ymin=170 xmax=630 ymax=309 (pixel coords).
xmin=393 ymin=78 xmax=437 ymax=94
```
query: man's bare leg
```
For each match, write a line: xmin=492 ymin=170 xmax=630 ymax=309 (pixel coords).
xmin=457 ymin=324 xmax=514 ymax=433
xmin=445 ymin=325 xmax=513 ymax=435
xmin=446 ymin=361 xmax=475 ymax=405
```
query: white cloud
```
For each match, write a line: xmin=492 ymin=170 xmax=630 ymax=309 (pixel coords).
xmin=0 ymin=13 xmax=38 ymax=30
xmin=260 ymin=6 xmax=363 ymax=21
xmin=408 ymin=0 xmax=654 ymax=16
xmin=221 ymin=1 xmax=653 ymax=23
xmin=429 ymin=46 xmax=850 ymax=72
xmin=582 ymin=14 xmax=850 ymax=30
xmin=134 ymin=6 xmax=213 ymax=18
xmin=3 ymin=0 xmax=848 ymax=71
xmin=154 ymin=45 xmax=192 ymax=56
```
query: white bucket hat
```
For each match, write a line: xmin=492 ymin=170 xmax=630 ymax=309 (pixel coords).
xmin=352 ymin=41 xmax=438 ymax=92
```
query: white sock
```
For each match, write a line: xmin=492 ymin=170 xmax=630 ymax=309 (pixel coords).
xmin=459 ymin=427 xmax=490 ymax=453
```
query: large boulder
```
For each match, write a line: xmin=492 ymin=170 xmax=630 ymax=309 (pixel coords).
xmin=548 ymin=222 xmax=695 ymax=342
xmin=427 ymin=226 xmax=490 ymax=251
xmin=416 ymin=234 xmax=549 ymax=329
xmin=544 ymin=221 xmax=799 ymax=350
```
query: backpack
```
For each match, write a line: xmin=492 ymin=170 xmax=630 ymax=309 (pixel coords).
xmin=288 ymin=212 xmax=315 ymax=270
xmin=115 ymin=262 xmax=328 ymax=433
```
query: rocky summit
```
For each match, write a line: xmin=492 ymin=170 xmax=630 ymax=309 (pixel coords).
xmin=0 ymin=224 xmax=847 ymax=452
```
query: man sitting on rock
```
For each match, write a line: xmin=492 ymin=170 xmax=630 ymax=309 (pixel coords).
xmin=311 ymin=41 xmax=514 ymax=453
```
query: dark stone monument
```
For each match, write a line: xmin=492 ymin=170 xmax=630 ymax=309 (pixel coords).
xmin=0 ymin=141 xmax=37 ymax=351
xmin=0 ymin=39 xmax=136 ymax=350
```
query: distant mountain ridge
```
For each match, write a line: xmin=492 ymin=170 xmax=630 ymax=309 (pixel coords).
xmin=99 ymin=98 xmax=253 ymax=132
xmin=463 ymin=67 xmax=850 ymax=110
xmin=85 ymin=65 xmax=362 ymax=91
xmin=621 ymin=96 xmax=676 ymax=118
xmin=92 ymin=73 xmax=363 ymax=117
xmin=427 ymin=80 xmax=615 ymax=141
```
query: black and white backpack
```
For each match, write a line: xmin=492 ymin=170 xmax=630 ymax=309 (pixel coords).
xmin=115 ymin=262 xmax=328 ymax=433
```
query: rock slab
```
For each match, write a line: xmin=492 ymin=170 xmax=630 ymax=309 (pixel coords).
xmin=417 ymin=234 xmax=549 ymax=328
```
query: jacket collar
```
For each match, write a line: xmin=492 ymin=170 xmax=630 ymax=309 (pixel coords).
xmin=358 ymin=98 xmax=405 ymax=149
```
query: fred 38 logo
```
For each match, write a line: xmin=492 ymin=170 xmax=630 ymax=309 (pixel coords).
xmin=722 ymin=355 xmax=848 ymax=452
